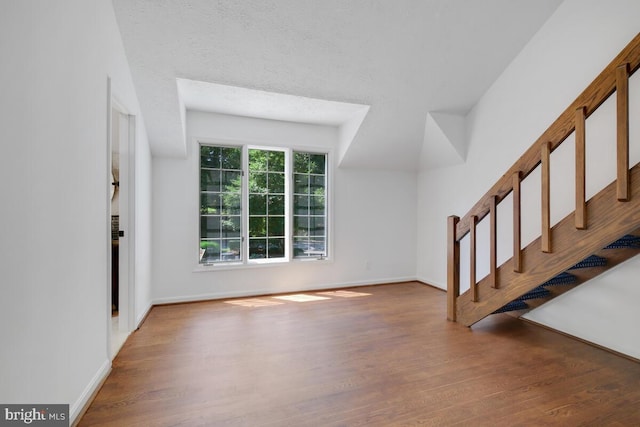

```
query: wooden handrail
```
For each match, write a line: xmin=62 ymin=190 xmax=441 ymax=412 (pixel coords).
xmin=448 ymin=32 xmax=640 ymax=324
xmin=454 ymin=32 xmax=640 ymax=242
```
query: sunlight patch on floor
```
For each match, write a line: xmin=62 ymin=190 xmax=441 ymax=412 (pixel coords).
xmin=224 ymin=290 xmax=372 ymax=308
xmin=225 ymin=298 xmax=285 ymax=307
xmin=317 ymin=290 xmax=372 ymax=298
xmin=273 ymin=294 xmax=331 ymax=302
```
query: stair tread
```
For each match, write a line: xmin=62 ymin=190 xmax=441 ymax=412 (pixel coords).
xmin=569 ymin=255 xmax=607 ymax=270
xmin=542 ymin=272 xmax=577 ymax=286
xmin=517 ymin=286 xmax=551 ymax=301
xmin=605 ymin=234 xmax=640 ymax=249
xmin=493 ymin=300 xmax=528 ymax=314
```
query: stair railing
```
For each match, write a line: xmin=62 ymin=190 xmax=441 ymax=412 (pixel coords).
xmin=447 ymin=32 xmax=640 ymax=322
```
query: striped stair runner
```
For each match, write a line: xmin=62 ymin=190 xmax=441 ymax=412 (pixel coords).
xmin=493 ymin=235 xmax=639 ymax=314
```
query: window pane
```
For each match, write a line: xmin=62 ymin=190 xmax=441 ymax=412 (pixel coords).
xmin=200 ymin=193 xmax=220 ymax=214
xmin=309 ymin=154 xmax=326 ymax=174
xmin=268 ymin=216 xmax=285 ymax=236
xmin=200 ymin=216 xmax=221 ymax=238
xmin=249 ymin=194 xmax=267 ymax=215
xmin=268 ymin=173 xmax=285 ymax=193
xmin=268 ymin=238 xmax=285 ymax=258
xmin=310 ymin=195 xmax=324 ymax=215
xmin=293 ymin=237 xmax=325 ymax=258
xmin=221 ymin=193 xmax=241 ymax=215
xmin=293 ymin=237 xmax=310 ymax=257
xmin=268 ymin=151 xmax=285 ymax=172
xmin=294 ymin=195 xmax=309 ymax=215
xmin=200 ymin=169 xmax=221 ymax=192
xmin=310 ymin=175 xmax=325 ymax=193
xmin=200 ymin=239 xmax=221 ymax=262
xmin=221 ymin=147 xmax=241 ymax=169
xmin=249 ymin=238 xmax=267 ymax=259
xmin=221 ymin=216 xmax=241 ymax=238
xmin=294 ymin=216 xmax=309 ymax=235
xmin=200 ymin=146 xmax=221 ymax=168
xmin=250 ymin=172 xmax=267 ymax=192
xmin=222 ymin=171 xmax=242 ymax=193
xmin=294 ymin=152 xmax=310 ymax=173
xmin=294 ymin=174 xmax=309 ymax=194
xmin=221 ymin=239 xmax=241 ymax=261
xmin=311 ymin=216 xmax=325 ymax=235
xmin=249 ymin=216 xmax=267 ymax=237
xmin=310 ymin=237 xmax=326 ymax=255
xmin=268 ymin=195 xmax=285 ymax=215
xmin=249 ymin=149 xmax=268 ymax=171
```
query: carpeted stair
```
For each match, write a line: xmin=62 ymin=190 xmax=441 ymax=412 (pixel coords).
xmin=493 ymin=235 xmax=639 ymax=314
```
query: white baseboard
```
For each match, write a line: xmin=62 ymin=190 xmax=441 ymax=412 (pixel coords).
xmin=135 ymin=302 xmax=153 ymax=329
xmin=70 ymin=359 xmax=111 ymax=425
xmin=153 ymin=276 xmax=418 ymax=305
xmin=415 ymin=275 xmax=445 ymax=290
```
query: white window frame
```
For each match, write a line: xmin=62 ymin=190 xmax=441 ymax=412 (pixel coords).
xmin=195 ymin=138 xmax=331 ymax=270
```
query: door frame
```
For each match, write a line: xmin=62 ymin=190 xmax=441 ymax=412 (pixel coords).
xmin=106 ymin=77 xmax=136 ymax=359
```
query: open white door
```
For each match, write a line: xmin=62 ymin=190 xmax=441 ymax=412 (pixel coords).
xmin=107 ymin=79 xmax=136 ymax=359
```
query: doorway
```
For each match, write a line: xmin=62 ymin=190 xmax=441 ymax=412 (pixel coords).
xmin=108 ymin=87 xmax=135 ymax=360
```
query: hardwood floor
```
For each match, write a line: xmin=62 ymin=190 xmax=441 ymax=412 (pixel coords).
xmin=79 ymin=282 xmax=640 ymax=426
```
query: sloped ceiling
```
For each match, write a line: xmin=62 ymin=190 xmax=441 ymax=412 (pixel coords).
xmin=112 ymin=0 xmax=562 ymax=170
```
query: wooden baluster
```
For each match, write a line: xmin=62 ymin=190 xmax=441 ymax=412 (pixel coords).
xmin=617 ymin=63 xmax=629 ymax=201
xmin=512 ymin=172 xmax=522 ymax=272
xmin=447 ymin=215 xmax=460 ymax=322
xmin=470 ymin=215 xmax=478 ymax=302
xmin=575 ymin=106 xmax=587 ymax=229
xmin=541 ymin=141 xmax=552 ymax=253
xmin=490 ymin=196 xmax=498 ymax=288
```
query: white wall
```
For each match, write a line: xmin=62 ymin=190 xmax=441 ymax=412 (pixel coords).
xmin=0 ymin=0 xmax=153 ymax=422
xmin=152 ymin=111 xmax=417 ymax=303
xmin=417 ymin=0 xmax=640 ymax=358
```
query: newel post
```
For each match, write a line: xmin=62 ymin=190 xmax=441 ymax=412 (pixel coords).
xmin=447 ymin=215 xmax=460 ymax=322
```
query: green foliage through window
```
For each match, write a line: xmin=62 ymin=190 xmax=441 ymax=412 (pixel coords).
xmin=293 ymin=152 xmax=327 ymax=258
xmin=200 ymin=145 xmax=242 ymax=263
xmin=199 ymin=144 xmax=327 ymax=264
xmin=249 ymin=149 xmax=285 ymax=259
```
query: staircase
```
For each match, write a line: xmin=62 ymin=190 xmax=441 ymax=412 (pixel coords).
xmin=447 ymin=33 xmax=640 ymax=327
xmin=493 ymin=234 xmax=640 ymax=316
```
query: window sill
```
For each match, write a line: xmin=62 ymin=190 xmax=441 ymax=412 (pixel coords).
xmin=193 ymin=257 xmax=331 ymax=273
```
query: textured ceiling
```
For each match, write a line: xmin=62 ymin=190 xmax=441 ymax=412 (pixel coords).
xmin=113 ymin=0 xmax=562 ymax=170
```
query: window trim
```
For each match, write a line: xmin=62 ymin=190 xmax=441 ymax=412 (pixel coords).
xmin=193 ymin=137 xmax=333 ymax=271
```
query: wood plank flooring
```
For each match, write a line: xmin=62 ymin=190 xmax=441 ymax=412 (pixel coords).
xmin=79 ymin=282 xmax=640 ymax=426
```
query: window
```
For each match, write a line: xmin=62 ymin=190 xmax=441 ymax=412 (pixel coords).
xmin=293 ymin=153 xmax=326 ymax=258
xmin=248 ymin=149 xmax=286 ymax=259
xmin=199 ymin=144 xmax=328 ymax=265
xmin=200 ymin=146 xmax=243 ymax=263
